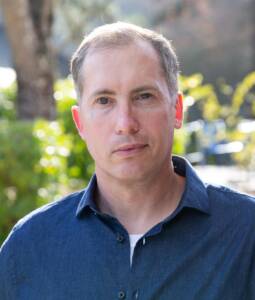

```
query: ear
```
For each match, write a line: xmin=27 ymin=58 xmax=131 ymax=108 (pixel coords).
xmin=174 ymin=93 xmax=183 ymax=129
xmin=71 ymin=105 xmax=85 ymax=140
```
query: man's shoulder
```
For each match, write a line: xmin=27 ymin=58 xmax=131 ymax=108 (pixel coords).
xmin=1 ymin=189 xmax=85 ymax=251
xmin=206 ymin=183 xmax=255 ymax=205
xmin=18 ymin=189 xmax=84 ymax=226
xmin=205 ymin=183 xmax=255 ymax=224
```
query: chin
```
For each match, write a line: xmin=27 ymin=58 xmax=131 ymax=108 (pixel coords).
xmin=112 ymin=165 xmax=151 ymax=182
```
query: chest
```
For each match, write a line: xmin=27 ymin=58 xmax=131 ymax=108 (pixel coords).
xmin=14 ymin=216 xmax=252 ymax=300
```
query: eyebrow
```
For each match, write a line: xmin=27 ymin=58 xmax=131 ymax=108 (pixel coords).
xmin=131 ymin=85 xmax=159 ymax=94
xmin=89 ymin=85 xmax=159 ymax=100
xmin=90 ymin=89 xmax=116 ymax=98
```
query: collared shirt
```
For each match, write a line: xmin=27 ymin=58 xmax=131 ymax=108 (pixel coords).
xmin=0 ymin=156 xmax=255 ymax=300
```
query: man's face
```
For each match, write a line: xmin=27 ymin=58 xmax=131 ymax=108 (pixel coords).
xmin=72 ymin=40 xmax=182 ymax=183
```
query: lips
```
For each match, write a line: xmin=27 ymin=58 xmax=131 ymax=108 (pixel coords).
xmin=113 ymin=143 xmax=148 ymax=155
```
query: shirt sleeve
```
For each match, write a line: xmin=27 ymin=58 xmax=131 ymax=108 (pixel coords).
xmin=0 ymin=232 xmax=16 ymax=300
xmin=247 ymin=250 xmax=255 ymax=300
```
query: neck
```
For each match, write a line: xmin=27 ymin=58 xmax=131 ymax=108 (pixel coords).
xmin=95 ymin=161 xmax=185 ymax=235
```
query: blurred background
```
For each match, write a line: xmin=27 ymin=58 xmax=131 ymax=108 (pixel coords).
xmin=0 ymin=0 xmax=254 ymax=244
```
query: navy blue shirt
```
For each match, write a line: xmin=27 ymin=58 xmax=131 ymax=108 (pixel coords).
xmin=0 ymin=156 xmax=255 ymax=300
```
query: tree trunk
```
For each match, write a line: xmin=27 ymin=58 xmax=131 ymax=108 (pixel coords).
xmin=1 ymin=0 xmax=56 ymax=120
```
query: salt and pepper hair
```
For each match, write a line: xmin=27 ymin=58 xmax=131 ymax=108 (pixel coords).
xmin=70 ymin=22 xmax=179 ymax=101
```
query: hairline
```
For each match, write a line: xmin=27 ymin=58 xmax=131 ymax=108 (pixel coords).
xmin=71 ymin=23 xmax=179 ymax=104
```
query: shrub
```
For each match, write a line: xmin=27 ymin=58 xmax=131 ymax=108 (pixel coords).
xmin=0 ymin=120 xmax=43 ymax=243
xmin=0 ymin=80 xmax=95 ymax=244
xmin=0 ymin=84 xmax=17 ymax=120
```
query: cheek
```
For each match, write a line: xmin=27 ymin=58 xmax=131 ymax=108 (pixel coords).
xmin=83 ymin=120 xmax=111 ymax=156
xmin=146 ymin=109 xmax=173 ymax=132
xmin=146 ymin=111 xmax=175 ymax=149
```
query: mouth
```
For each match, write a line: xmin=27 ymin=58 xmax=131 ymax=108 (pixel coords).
xmin=113 ymin=143 xmax=148 ymax=156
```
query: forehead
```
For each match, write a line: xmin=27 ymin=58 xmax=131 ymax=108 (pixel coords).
xmin=86 ymin=40 xmax=161 ymax=74
xmin=81 ymin=40 xmax=165 ymax=93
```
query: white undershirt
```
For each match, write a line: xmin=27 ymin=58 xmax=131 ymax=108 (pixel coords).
xmin=129 ymin=234 xmax=143 ymax=265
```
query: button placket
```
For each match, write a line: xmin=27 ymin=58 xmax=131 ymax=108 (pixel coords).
xmin=133 ymin=289 xmax=139 ymax=299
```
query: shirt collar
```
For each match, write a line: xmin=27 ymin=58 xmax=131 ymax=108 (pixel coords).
xmin=172 ymin=156 xmax=211 ymax=215
xmin=76 ymin=156 xmax=211 ymax=218
xmin=76 ymin=174 xmax=99 ymax=217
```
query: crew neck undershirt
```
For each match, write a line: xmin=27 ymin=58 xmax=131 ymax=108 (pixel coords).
xmin=129 ymin=234 xmax=143 ymax=265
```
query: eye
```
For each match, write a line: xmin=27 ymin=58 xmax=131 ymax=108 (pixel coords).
xmin=141 ymin=93 xmax=152 ymax=99
xmin=135 ymin=93 xmax=153 ymax=101
xmin=96 ymin=97 xmax=110 ymax=105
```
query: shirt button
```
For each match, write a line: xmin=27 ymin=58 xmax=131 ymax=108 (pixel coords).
xmin=116 ymin=233 xmax=125 ymax=243
xmin=118 ymin=290 xmax=126 ymax=299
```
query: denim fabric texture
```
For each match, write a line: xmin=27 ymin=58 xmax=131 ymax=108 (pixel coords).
xmin=0 ymin=156 xmax=255 ymax=300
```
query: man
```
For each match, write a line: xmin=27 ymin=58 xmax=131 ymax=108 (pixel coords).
xmin=0 ymin=22 xmax=254 ymax=300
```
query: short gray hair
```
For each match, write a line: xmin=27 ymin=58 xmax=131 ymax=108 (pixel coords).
xmin=70 ymin=22 xmax=179 ymax=101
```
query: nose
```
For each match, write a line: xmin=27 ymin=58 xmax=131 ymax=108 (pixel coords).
xmin=114 ymin=104 xmax=140 ymax=135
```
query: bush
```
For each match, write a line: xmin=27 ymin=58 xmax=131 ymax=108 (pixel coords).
xmin=0 ymin=84 xmax=17 ymax=120
xmin=0 ymin=79 xmax=94 ymax=244
xmin=0 ymin=120 xmax=43 ymax=243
